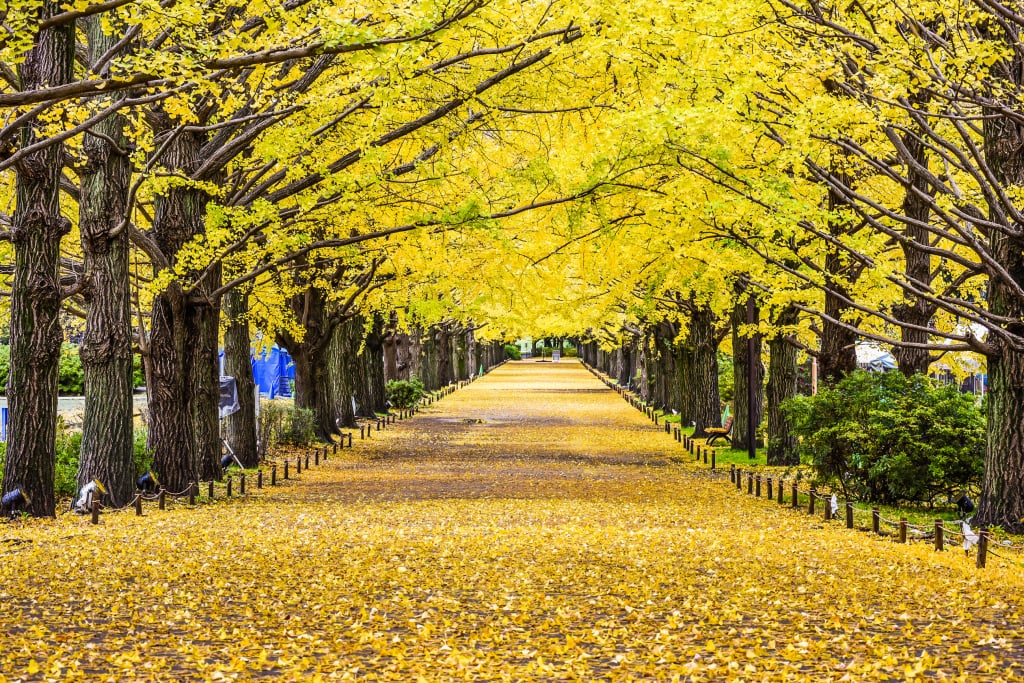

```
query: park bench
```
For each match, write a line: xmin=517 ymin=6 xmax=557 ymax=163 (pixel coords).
xmin=705 ymin=416 xmax=734 ymax=446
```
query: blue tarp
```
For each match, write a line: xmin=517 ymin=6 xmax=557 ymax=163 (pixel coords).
xmin=217 ymin=347 xmax=295 ymax=398
xmin=251 ymin=347 xmax=295 ymax=398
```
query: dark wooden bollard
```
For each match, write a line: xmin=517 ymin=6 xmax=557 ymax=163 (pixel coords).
xmin=226 ymin=476 xmax=232 ymax=497
xmin=977 ymin=531 xmax=988 ymax=568
xmin=710 ymin=451 xmax=716 ymax=471
xmin=305 ymin=452 xmax=310 ymax=469
xmin=791 ymin=482 xmax=798 ymax=508
xmin=209 ymin=480 xmax=215 ymax=499
xmin=135 ymin=494 xmax=143 ymax=516
xmin=747 ymin=473 xmax=753 ymax=495
xmin=315 ymin=449 xmax=320 ymax=466
xmin=257 ymin=470 xmax=264 ymax=489
xmin=935 ymin=520 xmax=944 ymax=552
xmin=377 ymin=419 xmax=382 ymax=431
xmin=696 ymin=445 xmax=701 ymax=461
xmin=159 ymin=489 xmax=166 ymax=510
xmin=284 ymin=460 xmax=289 ymax=479
xmin=755 ymin=476 xmax=761 ymax=497
xmin=665 ymin=422 xmax=671 ymax=434
xmin=333 ymin=442 xmax=338 ymax=454
xmin=808 ymin=488 xmax=815 ymax=515
xmin=189 ymin=482 xmax=196 ymax=506
xmin=703 ymin=449 xmax=708 ymax=465
xmin=91 ymin=500 xmax=101 ymax=525
xmin=322 ymin=447 xmax=327 ymax=462
xmin=347 ymin=433 xmax=353 ymax=447
xmin=360 ymin=426 xmax=366 ymax=439
xmin=766 ymin=477 xmax=772 ymax=501
xmin=872 ymin=508 xmax=880 ymax=534
xmin=898 ymin=518 xmax=907 ymax=543
xmin=730 ymin=465 xmax=735 ymax=484
xmin=240 ymin=473 xmax=246 ymax=495
xmin=846 ymin=502 xmax=854 ymax=529
xmin=271 ymin=464 xmax=277 ymax=486
xmin=824 ymin=499 xmax=833 ymax=521
xmin=296 ymin=457 xmax=301 ymax=474
xmin=777 ymin=479 xmax=784 ymax=504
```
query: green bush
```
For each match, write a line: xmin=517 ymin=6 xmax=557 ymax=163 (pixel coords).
xmin=58 ymin=345 xmax=84 ymax=395
xmin=0 ymin=345 xmax=8 ymax=392
xmin=0 ymin=426 xmax=155 ymax=500
xmin=54 ymin=418 xmax=82 ymax=497
xmin=386 ymin=376 xmax=425 ymax=409
xmin=257 ymin=400 xmax=316 ymax=458
xmin=783 ymin=370 xmax=985 ymax=505
xmin=504 ymin=343 xmax=522 ymax=360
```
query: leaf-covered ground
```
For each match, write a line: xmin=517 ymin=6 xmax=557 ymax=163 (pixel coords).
xmin=1 ymin=361 xmax=1022 ymax=682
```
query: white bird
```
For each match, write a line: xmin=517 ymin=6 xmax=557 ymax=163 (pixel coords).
xmin=962 ymin=521 xmax=979 ymax=553
xmin=830 ymin=494 xmax=839 ymax=517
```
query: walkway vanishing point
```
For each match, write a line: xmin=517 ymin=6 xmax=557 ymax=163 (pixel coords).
xmin=1 ymin=361 xmax=1022 ymax=681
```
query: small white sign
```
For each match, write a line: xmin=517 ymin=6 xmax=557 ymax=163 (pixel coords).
xmin=552 ymin=350 xmax=561 ymax=362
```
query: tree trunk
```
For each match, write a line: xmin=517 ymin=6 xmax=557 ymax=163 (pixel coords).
xmin=364 ymin=315 xmax=387 ymax=413
xmin=76 ymin=16 xmax=134 ymax=507
xmin=975 ymin=70 xmax=1024 ymax=532
xmin=147 ymin=128 xmax=208 ymax=494
xmin=330 ymin=320 xmax=357 ymax=429
xmin=437 ymin=327 xmax=454 ymax=386
xmin=766 ymin=306 xmax=800 ymax=466
xmin=2 ymin=8 xmax=74 ymax=516
xmin=892 ymin=124 xmax=936 ymax=376
xmin=731 ymin=287 xmax=765 ymax=451
xmin=223 ymin=289 xmax=257 ymax=466
xmin=190 ymin=294 xmax=221 ymax=481
xmin=688 ymin=307 xmax=722 ymax=438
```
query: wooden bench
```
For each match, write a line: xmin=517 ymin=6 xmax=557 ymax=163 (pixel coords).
xmin=705 ymin=416 xmax=734 ymax=446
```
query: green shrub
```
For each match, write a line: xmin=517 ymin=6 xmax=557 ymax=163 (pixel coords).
xmin=0 ymin=345 xmax=8 ymax=393
xmin=54 ymin=419 xmax=82 ymax=497
xmin=783 ymin=370 xmax=985 ymax=505
xmin=386 ymin=376 xmax=425 ymax=409
xmin=257 ymin=400 xmax=316 ymax=458
xmin=504 ymin=343 xmax=522 ymax=360
xmin=133 ymin=355 xmax=145 ymax=388
xmin=57 ymin=345 xmax=84 ymax=395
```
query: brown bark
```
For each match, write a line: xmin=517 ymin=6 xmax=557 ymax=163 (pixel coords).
xmin=2 ymin=9 xmax=74 ymax=516
xmin=687 ymin=307 xmax=722 ymax=438
xmin=766 ymin=306 xmax=800 ymax=466
xmin=223 ymin=289 xmax=257 ymax=466
xmin=76 ymin=16 xmax=135 ymax=507
xmin=731 ymin=286 xmax=764 ymax=451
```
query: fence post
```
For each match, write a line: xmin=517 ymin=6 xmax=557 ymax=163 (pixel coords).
xmin=710 ymin=450 xmax=716 ymax=471
xmin=736 ymin=469 xmax=742 ymax=490
xmin=315 ymin=449 xmax=320 ymax=466
xmin=240 ymin=473 xmax=246 ymax=495
xmin=91 ymin=500 xmax=100 ymax=525
xmin=747 ymin=473 xmax=754 ymax=495
xmin=272 ymin=464 xmax=277 ymax=486
xmin=791 ymin=482 xmax=798 ymax=508
xmin=258 ymin=470 xmax=263 ymax=489
xmin=778 ymin=479 xmax=784 ymax=504
xmin=209 ymin=480 xmax=214 ymax=499
xmin=755 ymin=476 xmax=761 ymax=497
xmin=871 ymin=508 xmax=879 ymax=534
xmin=846 ymin=502 xmax=853 ymax=529
xmin=824 ymin=499 xmax=832 ymax=521
xmin=730 ymin=465 xmax=735 ymax=484
xmin=226 ymin=476 xmax=232 ymax=497
xmin=296 ymin=456 xmax=301 ymax=474
xmin=135 ymin=494 xmax=142 ymax=516
xmin=808 ymin=488 xmax=815 ymax=515
xmin=898 ymin=518 xmax=907 ymax=543
xmin=284 ymin=460 xmax=289 ymax=479
xmin=703 ymin=449 xmax=708 ymax=465
xmin=935 ymin=520 xmax=944 ymax=552
xmin=977 ymin=531 xmax=988 ymax=568
xmin=766 ymin=477 xmax=772 ymax=501
xmin=189 ymin=482 xmax=196 ymax=506
xmin=159 ymin=488 xmax=166 ymax=510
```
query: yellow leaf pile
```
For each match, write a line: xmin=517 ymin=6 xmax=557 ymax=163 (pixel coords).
xmin=1 ymin=362 xmax=1022 ymax=681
